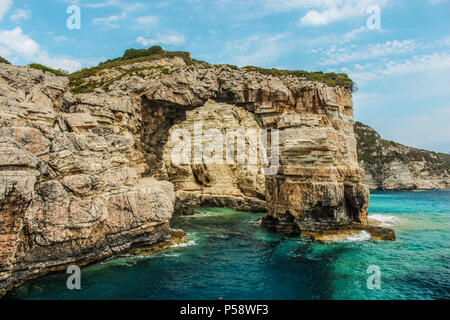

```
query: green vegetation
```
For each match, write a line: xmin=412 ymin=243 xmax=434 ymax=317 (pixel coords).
xmin=28 ymin=63 xmax=68 ymax=76
xmin=355 ymin=121 xmax=450 ymax=175
xmin=68 ymin=46 xmax=205 ymax=93
xmin=0 ymin=56 xmax=11 ymax=64
xmin=122 ymin=46 xmax=165 ymax=60
xmin=354 ymin=121 xmax=382 ymax=165
xmin=67 ymin=46 xmax=356 ymax=93
xmin=70 ymin=47 xmax=196 ymax=82
xmin=243 ymin=66 xmax=356 ymax=92
xmin=70 ymin=64 xmax=172 ymax=94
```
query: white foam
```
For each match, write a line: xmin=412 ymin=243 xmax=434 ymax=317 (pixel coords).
xmin=343 ymin=230 xmax=372 ymax=242
xmin=369 ymin=214 xmax=401 ymax=227
xmin=160 ymin=252 xmax=181 ymax=257
xmin=171 ymin=239 xmax=196 ymax=248
xmin=184 ymin=212 xmax=214 ymax=217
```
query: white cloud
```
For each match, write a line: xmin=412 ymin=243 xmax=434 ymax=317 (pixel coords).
xmin=53 ymin=35 xmax=69 ymax=42
xmin=0 ymin=27 xmax=81 ymax=72
xmin=320 ymin=39 xmax=418 ymax=66
xmin=298 ymin=0 xmax=389 ymax=26
xmin=342 ymin=26 xmax=369 ymax=42
xmin=66 ymin=0 xmax=144 ymax=11
xmin=0 ymin=0 xmax=12 ymax=20
xmin=223 ymin=33 xmax=290 ymax=67
xmin=350 ymin=52 xmax=450 ymax=84
xmin=10 ymin=8 xmax=31 ymax=21
xmin=92 ymin=12 xmax=126 ymax=29
xmin=185 ymin=0 xmax=390 ymax=25
xmin=134 ymin=15 xmax=159 ymax=27
xmin=0 ymin=27 xmax=40 ymax=59
xmin=136 ymin=33 xmax=185 ymax=46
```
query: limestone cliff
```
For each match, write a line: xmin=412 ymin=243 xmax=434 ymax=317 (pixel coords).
xmin=0 ymin=50 xmax=377 ymax=295
xmin=0 ymin=63 xmax=175 ymax=295
xmin=355 ymin=121 xmax=449 ymax=190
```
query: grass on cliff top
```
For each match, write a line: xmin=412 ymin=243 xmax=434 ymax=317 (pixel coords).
xmin=28 ymin=63 xmax=69 ymax=76
xmin=68 ymin=45 xmax=356 ymax=93
xmin=0 ymin=56 xmax=11 ymax=64
xmin=69 ymin=46 xmax=199 ymax=83
xmin=242 ymin=66 xmax=356 ymax=92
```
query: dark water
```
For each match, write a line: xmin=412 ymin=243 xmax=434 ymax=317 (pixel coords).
xmin=4 ymin=191 xmax=450 ymax=300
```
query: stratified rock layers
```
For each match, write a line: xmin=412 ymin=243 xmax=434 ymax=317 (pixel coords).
xmin=0 ymin=57 xmax=370 ymax=294
xmin=0 ymin=64 xmax=175 ymax=295
xmin=355 ymin=122 xmax=449 ymax=190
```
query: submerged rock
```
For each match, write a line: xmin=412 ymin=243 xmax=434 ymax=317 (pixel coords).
xmin=261 ymin=216 xmax=395 ymax=241
xmin=128 ymin=229 xmax=188 ymax=255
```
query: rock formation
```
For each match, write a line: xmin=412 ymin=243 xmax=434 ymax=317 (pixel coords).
xmin=355 ymin=121 xmax=449 ymax=190
xmin=0 ymin=64 xmax=175 ymax=295
xmin=0 ymin=51 xmax=383 ymax=295
xmin=162 ymin=100 xmax=266 ymax=212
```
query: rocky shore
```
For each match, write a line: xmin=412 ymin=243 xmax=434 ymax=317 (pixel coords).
xmin=0 ymin=50 xmax=393 ymax=295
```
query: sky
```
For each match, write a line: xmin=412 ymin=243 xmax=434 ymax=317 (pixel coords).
xmin=0 ymin=0 xmax=449 ymax=153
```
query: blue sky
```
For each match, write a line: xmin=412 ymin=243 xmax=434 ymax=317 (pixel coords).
xmin=0 ymin=0 xmax=449 ymax=153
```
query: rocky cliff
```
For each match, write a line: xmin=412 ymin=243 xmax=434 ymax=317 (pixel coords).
xmin=355 ymin=122 xmax=450 ymax=190
xmin=0 ymin=63 xmax=176 ymax=295
xmin=0 ymin=49 xmax=382 ymax=295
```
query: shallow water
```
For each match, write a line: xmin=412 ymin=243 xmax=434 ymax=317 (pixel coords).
xmin=4 ymin=191 xmax=449 ymax=300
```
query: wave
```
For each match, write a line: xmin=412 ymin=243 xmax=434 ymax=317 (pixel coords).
xmin=171 ymin=239 xmax=196 ymax=248
xmin=369 ymin=214 xmax=401 ymax=227
xmin=159 ymin=252 xmax=181 ymax=257
xmin=171 ymin=232 xmax=199 ymax=248
xmin=343 ymin=231 xmax=372 ymax=242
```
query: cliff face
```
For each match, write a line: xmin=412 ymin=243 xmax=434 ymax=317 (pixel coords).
xmin=0 ymin=64 xmax=175 ymax=295
xmin=355 ymin=122 xmax=450 ymax=190
xmin=0 ymin=55 xmax=372 ymax=294
xmin=162 ymin=100 xmax=267 ymax=212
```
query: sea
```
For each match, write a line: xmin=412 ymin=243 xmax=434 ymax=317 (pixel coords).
xmin=4 ymin=191 xmax=449 ymax=300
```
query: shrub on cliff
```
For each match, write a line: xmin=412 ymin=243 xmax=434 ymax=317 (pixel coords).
xmin=28 ymin=63 xmax=69 ymax=76
xmin=122 ymin=46 xmax=165 ymax=60
xmin=0 ymin=56 xmax=11 ymax=64
xmin=243 ymin=66 xmax=356 ymax=92
xmin=69 ymin=47 xmax=197 ymax=89
xmin=68 ymin=46 xmax=356 ymax=93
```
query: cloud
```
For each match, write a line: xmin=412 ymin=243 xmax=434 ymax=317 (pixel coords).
xmin=10 ymin=8 xmax=31 ymax=21
xmin=92 ymin=12 xmax=126 ymax=29
xmin=134 ymin=15 xmax=159 ymax=28
xmin=53 ymin=35 xmax=69 ymax=42
xmin=0 ymin=27 xmax=81 ymax=72
xmin=65 ymin=0 xmax=144 ymax=11
xmin=0 ymin=0 xmax=12 ymax=20
xmin=319 ymin=39 xmax=418 ymax=66
xmin=299 ymin=0 xmax=388 ymax=26
xmin=223 ymin=33 xmax=291 ymax=67
xmin=136 ymin=33 xmax=185 ymax=46
xmin=349 ymin=52 xmax=450 ymax=84
xmin=0 ymin=27 xmax=40 ymax=59
xmin=181 ymin=0 xmax=390 ymax=24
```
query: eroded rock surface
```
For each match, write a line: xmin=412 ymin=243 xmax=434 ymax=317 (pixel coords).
xmin=0 ymin=64 xmax=175 ymax=295
xmin=355 ymin=122 xmax=449 ymax=190
xmin=0 ymin=57 xmax=376 ymax=295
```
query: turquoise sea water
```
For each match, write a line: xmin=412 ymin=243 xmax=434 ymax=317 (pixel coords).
xmin=4 ymin=191 xmax=449 ymax=300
